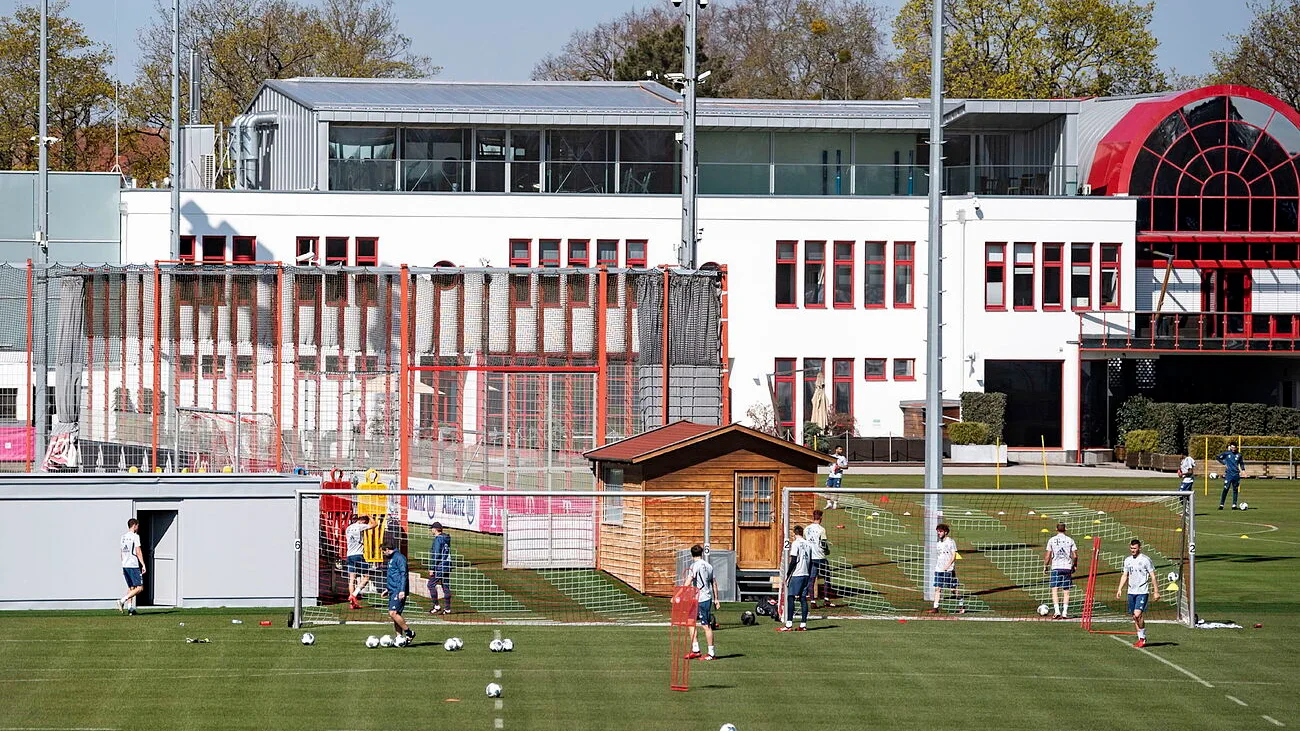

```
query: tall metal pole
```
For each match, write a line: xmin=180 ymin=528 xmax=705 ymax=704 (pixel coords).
xmin=33 ymin=0 xmax=49 ymax=468
xmin=679 ymin=1 xmax=699 ymax=269
xmin=169 ymin=0 xmax=181 ymax=259
xmin=922 ymin=0 xmax=946 ymax=600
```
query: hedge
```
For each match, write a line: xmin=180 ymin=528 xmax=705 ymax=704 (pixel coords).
xmin=1151 ymin=402 xmax=1183 ymax=455
xmin=948 ymin=421 xmax=991 ymax=445
xmin=1123 ymin=429 xmax=1158 ymax=453
xmin=1115 ymin=395 xmax=1154 ymax=442
xmin=1231 ymin=403 xmax=1270 ymax=436
xmin=1187 ymin=434 xmax=1300 ymax=462
xmin=1267 ymin=406 xmax=1300 ymax=437
xmin=1178 ymin=403 xmax=1229 ymax=442
xmin=960 ymin=392 xmax=1006 ymax=443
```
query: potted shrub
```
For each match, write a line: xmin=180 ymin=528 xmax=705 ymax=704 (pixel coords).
xmin=948 ymin=421 xmax=1006 ymax=464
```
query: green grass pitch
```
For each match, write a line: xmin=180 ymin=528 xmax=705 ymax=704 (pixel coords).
xmin=3 ymin=475 xmax=1298 ymax=730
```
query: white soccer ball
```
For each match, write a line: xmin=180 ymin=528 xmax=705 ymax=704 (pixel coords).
xmin=1209 ymin=472 xmax=1218 ymax=479
xmin=444 ymin=638 xmax=460 ymax=651
xmin=721 ymin=724 xmax=739 ymax=731
xmin=486 ymin=682 xmax=502 ymax=698
xmin=489 ymin=639 xmax=504 ymax=652
xmin=1167 ymin=572 xmax=1180 ymax=582
xmin=501 ymin=638 xmax=514 ymax=652
xmin=453 ymin=637 xmax=464 ymax=650
xmin=379 ymin=635 xmax=394 ymax=648
xmin=1239 ymin=502 xmax=1248 ymax=510
xmin=1037 ymin=604 xmax=1050 ymax=616
xmin=300 ymin=632 xmax=315 ymax=646
xmin=365 ymin=635 xmax=380 ymax=649
xmin=394 ymin=634 xmax=410 ymax=648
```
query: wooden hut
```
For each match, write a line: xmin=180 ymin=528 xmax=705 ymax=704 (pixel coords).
xmin=583 ymin=421 xmax=833 ymax=597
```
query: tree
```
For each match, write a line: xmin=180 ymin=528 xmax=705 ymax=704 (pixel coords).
xmin=1211 ymin=0 xmax=1300 ymax=109
xmin=610 ymin=23 xmax=733 ymax=96
xmin=893 ymin=0 xmax=1165 ymax=99
xmin=126 ymin=0 xmax=437 ymax=184
xmin=532 ymin=3 xmax=678 ymax=82
xmin=0 ymin=1 xmax=115 ymax=171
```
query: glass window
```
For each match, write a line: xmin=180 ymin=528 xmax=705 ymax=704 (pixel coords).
xmin=1043 ymin=243 xmax=1063 ymax=309
xmin=804 ymin=241 xmax=826 ymax=306
xmin=803 ymin=358 xmax=824 ymax=426
xmin=475 ymin=129 xmax=506 ymax=192
xmin=201 ymin=235 xmax=225 ymax=263
xmin=774 ymin=358 xmax=796 ymax=433
xmin=985 ymin=243 xmax=1006 ymax=309
xmin=699 ymin=131 xmax=770 ymax=195
xmin=355 ymin=237 xmax=378 ymax=267
xmin=864 ymin=358 xmax=886 ymax=380
xmin=510 ymin=130 xmax=541 ymax=193
xmin=1012 ymin=242 xmax=1034 ymax=309
xmin=736 ymin=474 xmax=775 ymax=526
xmin=547 ymin=129 xmax=613 ymax=193
xmin=568 ymin=240 xmax=589 ymax=266
xmin=1071 ymin=243 xmax=1093 ymax=310
xmin=1100 ymin=243 xmax=1120 ymax=310
xmin=833 ymin=241 xmax=853 ymax=306
xmin=619 ymin=129 xmax=678 ymax=194
xmin=597 ymin=239 xmax=618 ymax=267
xmin=864 ymin=242 xmax=885 ymax=306
xmin=894 ymin=243 xmax=914 ymax=307
xmin=625 ymin=240 xmax=647 ymax=267
xmin=539 ymin=240 xmax=560 ymax=267
xmin=776 ymin=241 xmax=797 ymax=307
xmin=601 ymin=467 xmax=624 ymax=525
xmin=774 ymin=132 xmax=850 ymax=195
xmin=832 ymin=358 xmax=853 ymax=417
xmin=402 ymin=128 xmax=470 ymax=192
xmin=894 ymin=358 xmax=915 ymax=380
xmin=328 ymin=126 xmax=396 ymax=191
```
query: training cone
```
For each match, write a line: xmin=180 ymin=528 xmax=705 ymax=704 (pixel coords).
xmin=1084 ymin=535 xmax=1092 ymax=540
xmin=1241 ymin=534 xmax=1250 ymax=539
xmin=1040 ymin=528 xmax=1050 ymax=533
xmin=880 ymin=496 xmax=889 ymax=503
xmin=954 ymin=552 xmax=963 ymax=560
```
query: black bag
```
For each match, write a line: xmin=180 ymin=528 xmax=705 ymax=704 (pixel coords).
xmin=820 ymin=538 xmax=831 ymax=556
xmin=754 ymin=597 xmax=779 ymax=618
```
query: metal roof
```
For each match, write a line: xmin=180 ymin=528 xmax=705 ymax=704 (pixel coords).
xmin=262 ymin=78 xmax=682 ymax=114
xmin=1076 ymin=92 xmax=1177 ymax=187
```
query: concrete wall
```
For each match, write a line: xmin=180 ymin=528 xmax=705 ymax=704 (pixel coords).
xmin=0 ymin=473 xmax=319 ymax=610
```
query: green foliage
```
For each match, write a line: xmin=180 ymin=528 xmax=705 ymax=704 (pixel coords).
xmin=1178 ymin=403 xmax=1229 ymax=443
xmin=1231 ymin=403 xmax=1270 ymax=436
xmin=1151 ymin=402 xmax=1182 ymax=455
xmin=893 ymin=0 xmax=1164 ymax=98
xmin=960 ymin=392 xmax=1006 ymax=443
xmin=1267 ymin=405 xmax=1300 ymax=437
xmin=1123 ymin=429 xmax=1158 ymax=453
xmin=1210 ymin=0 xmax=1300 ymax=110
xmin=1115 ymin=395 xmax=1154 ymax=442
xmin=1188 ymin=434 xmax=1300 ymax=462
xmin=948 ymin=421 xmax=991 ymax=445
xmin=803 ymin=421 xmax=824 ymax=444
xmin=610 ymin=23 xmax=731 ymax=96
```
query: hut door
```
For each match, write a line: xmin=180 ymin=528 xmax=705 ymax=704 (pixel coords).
xmin=735 ymin=473 xmax=778 ymax=569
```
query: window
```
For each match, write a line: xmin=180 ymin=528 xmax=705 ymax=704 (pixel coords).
xmin=1071 ymin=243 xmax=1093 ymax=310
xmin=401 ymin=128 xmax=469 ymax=192
xmin=985 ymin=242 xmax=1006 ymax=309
xmin=864 ymin=242 xmax=886 ymax=307
xmin=0 ymin=387 xmax=16 ymax=421
xmin=567 ymin=240 xmax=589 ymax=267
xmin=547 ymin=129 xmax=614 ymax=193
xmin=625 ymin=240 xmax=647 ymax=267
xmin=802 ymin=358 xmax=824 ymax=426
xmin=177 ymin=355 xmax=195 ymax=377
xmin=774 ymin=358 xmax=796 ymax=434
xmin=1100 ymin=243 xmax=1121 ymax=310
xmin=328 ymin=126 xmax=396 ymax=191
xmin=297 ymin=355 xmax=318 ymax=374
xmin=232 ymin=236 xmax=256 ymax=264
xmin=509 ymin=239 xmax=531 ymax=306
xmin=509 ymin=130 xmax=542 ymax=193
xmin=179 ymin=235 xmax=196 ymax=262
xmin=833 ymin=241 xmax=854 ymax=307
xmin=475 ymin=129 xmax=507 ymax=192
xmin=235 ymin=355 xmax=254 ymax=379
xmin=804 ymin=241 xmax=826 ymax=307
xmin=1043 ymin=243 xmax=1063 ymax=310
xmin=539 ymin=239 xmax=561 ymax=304
xmin=894 ymin=358 xmax=915 ymax=380
xmin=568 ymin=240 xmax=590 ymax=306
xmin=201 ymin=354 xmax=226 ymax=379
xmin=736 ymin=474 xmax=775 ymax=526
xmin=201 ymin=236 xmax=225 ymax=263
xmin=596 ymin=239 xmax=619 ymax=267
xmin=619 ymin=129 xmax=678 ymax=194
xmin=539 ymin=239 xmax=561 ymax=267
xmin=776 ymin=241 xmax=797 ymax=307
xmin=1012 ymin=242 xmax=1035 ymax=310
xmin=864 ymin=358 xmax=886 ymax=381
xmin=325 ymin=237 xmax=348 ymax=266
xmin=355 ymin=237 xmax=378 ymax=267
xmin=894 ymin=242 xmax=914 ymax=307
xmin=510 ymin=239 xmax=532 ymax=267
xmin=832 ymin=359 xmax=853 ymax=416
xmin=601 ymin=466 xmax=624 ymax=525
xmin=295 ymin=237 xmax=318 ymax=265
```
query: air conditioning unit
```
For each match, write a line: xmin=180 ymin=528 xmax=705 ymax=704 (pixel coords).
xmin=201 ymin=154 xmax=217 ymax=189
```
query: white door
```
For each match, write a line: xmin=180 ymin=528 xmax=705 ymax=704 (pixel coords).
xmin=146 ymin=511 xmax=179 ymax=606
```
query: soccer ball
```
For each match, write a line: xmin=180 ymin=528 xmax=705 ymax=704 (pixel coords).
xmin=1210 ymin=472 xmax=1218 ymax=479
xmin=379 ymin=635 xmax=394 ymax=648
xmin=300 ymin=632 xmax=315 ymax=646
xmin=394 ymin=634 xmax=410 ymax=648
xmin=501 ymin=638 xmax=513 ymax=652
xmin=741 ymin=610 xmax=757 ymax=626
xmin=1239 ymin=502 xmax=1248 ymax=510
xmin=721 ymin=725 xmax=739 ymax=731
xmin=1037 ymin=604 xmax=1050 ymax=616
xmin=365 ymin=635 xmax=380 ymax=649
xmin=489 ymin=639 xmax=504 ymax=652
xmin=1167 ymin=572 xmax=1180 ymax=582
xmin=486 ymin=682 xmax=502 ymax=698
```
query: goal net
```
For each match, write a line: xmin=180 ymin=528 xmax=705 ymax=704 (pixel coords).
xmin=172 ymin=407 xmax=288 ymax=473
xmin=780 ymin=488 xmax=1194 ymax=625
xmin=295 ymin=488 xmax=712 ymax=627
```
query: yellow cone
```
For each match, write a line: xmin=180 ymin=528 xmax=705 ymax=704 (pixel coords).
xmin=1040 ymin=528 xmax=1050 ymax=533
xmin=1241 ymin=534 xmax=1250 ymax=539
xmin=1167 ymin=582 xmax=1179 ymax=592
xmin=955 ymin=552 xmax=963 ymax=560
xmin=1175 ymin=528 xmax=1183 ymax=532
xmin=1084 ymin=535 xmax=1092 ymax=540
xmin=1093 ymin=519 xmax=1101 ymax=524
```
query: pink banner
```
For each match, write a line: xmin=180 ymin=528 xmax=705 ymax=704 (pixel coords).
xmin=0 ymin=426 xmax=32 ymax=462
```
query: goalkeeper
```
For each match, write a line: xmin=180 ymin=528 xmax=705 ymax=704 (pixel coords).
xmin=427 ymin=522 xmax=453 ymax=615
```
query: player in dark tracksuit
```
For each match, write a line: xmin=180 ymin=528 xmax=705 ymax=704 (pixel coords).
xmin=383 ymin=542 xmax=414 ymax=641
xmin=1216 ymin=443 xmax=1246 ymax=510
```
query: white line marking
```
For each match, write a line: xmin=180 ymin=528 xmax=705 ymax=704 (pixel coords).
xmin=1226 ymin=695 xmax=1248 ymax=707
xmin=494 ymin=669 xmax=502 ymax=678
xmin=1262 ymin=715 xmax=1285 ymax=727
xmin=494 ymin=700 xmax=503 ymax=710
xmin=1109 ymin=636 xmax=1213 ymax=687
xmin=494 ymin=719 xmax=503 ymax=729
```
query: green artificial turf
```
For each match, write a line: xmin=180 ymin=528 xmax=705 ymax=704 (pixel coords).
xmin=3 ymin=476 xmax=1297 ymax=730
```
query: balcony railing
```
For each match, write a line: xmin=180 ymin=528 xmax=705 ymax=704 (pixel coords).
xmin=946 ymin=165 xmax=1079 ymax=196
xmin=1079 ymin=311 xmax=1300 ymax=351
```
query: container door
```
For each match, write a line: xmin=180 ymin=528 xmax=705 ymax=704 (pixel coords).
xmin=141 ymin=510 xmax=179 ymax=607
xmin=735 ymin=473 xmax=778 ymax=569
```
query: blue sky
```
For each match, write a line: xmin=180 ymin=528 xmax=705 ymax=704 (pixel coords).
xmin=3 ymin=0 xmax=1253 ymax=82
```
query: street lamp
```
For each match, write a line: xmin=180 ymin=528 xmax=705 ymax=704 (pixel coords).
xmin=671 ymin=0 xmax=708 ymax=269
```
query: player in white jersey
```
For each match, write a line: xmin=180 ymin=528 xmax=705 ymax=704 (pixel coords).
xmin=683 ymin=544 xmax=719 ymax=660
xmin=803 ymin=509 xmax=834 ymax=609
xmin=118 ymin=518 xmax=146 ymax=615
xmin=825 ymin=446 xmax=848 ymax=510
xmin=779 ymin=526 xmax=814 ymax=630
xmin=344 ymin=515 xmax=377 ymax=609
xmin=1042 ymin=522 xmax=1078 ymax=619
xmin=1178 ymin=454 xmax=1196 ymax=492
xmin=1116 ymin=538 xmax=1160 ymax=648
xmin=926 ymin=523 xmax=964 ymax=614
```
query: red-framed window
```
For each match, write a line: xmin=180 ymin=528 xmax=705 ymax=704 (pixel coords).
xmin=539 ymin=239 xmax=561 ymax=267
xmin=1042 ymin=243 xmax=1064 ymax=310
xmin=295 ymin=236 xmax=318 ymax=265
xmin=985 ymin=242 xmax=1006 ymax=310
xmin=509 ymin=238 xmax=531 ymax=306
xmin=774 ymin=358 xmax=796 ymax=435
xmin=832 ymin=358 xmax=853 ymax=416
xmin=325 ymin=237 xmax=349 ymax=266
xmin=893 ymin=358 xmax=916 ymax=381
xmin=357 ymin=355 xmax=379 ymax=373
xmin=1012 ymin=242 xmax=1035 ymax=310
xmin=894 ymin=242 xmax=914 ymax=307
xmin=177 ymin=354 xmax=195 ymax=377
xmin=179 ymin=235 xmax=196 ymax=262
xmin=232 ymin=236 xmax=256 ymax=263
xmin=235 ymin=355 xmax=255 ymax=380
xmin=776 ymin=240 xmax=797 ymax=307
xmin=568 ymin=240 xmax=589 ymax=267
xmin=832 ymin=241 xmax=854 ymax=307
xmin=863 ymin=242 xmax=886 ymax=307
xmin=355 ymin=237 xmax=378 ymax=266
xmin=596 ymin=239 xmax=619 ymax=267
xmin=802 ymin=358 xmax=824 ymax=425
xmin=625 ymin=239 xmax=647 ymax=267
xmin=568 ymin=239 xmax=590 ymax=306
xmin=201 ymin=236 xmax=225 ymax=263
xmin=1100 ymin=243 xmax=1121 ymax=310
xmin=201 ymin=354 xmax=226 ymax=379
xmin=295 ymin=355 xmax=318 ymax=376
xmin=324 ymin=355 xmax=346 ymax=380
xmin=864 ymin=358 xmax=886 ymax=381
xmin=539 ymin=239 xmax=561 ymax=305
xmin=804 ymin=241 xmax=826 ymax=307
xmin=1071 ymin=242 xmax=1093 ymax=310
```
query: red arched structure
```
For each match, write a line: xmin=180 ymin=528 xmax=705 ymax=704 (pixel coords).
xmin=1088 ymin=85 xmax=1300 ymax=235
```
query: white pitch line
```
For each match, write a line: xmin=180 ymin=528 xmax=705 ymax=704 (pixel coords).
xmin=1109 ymin=636 xmax=1213 ymax=688
xmin=494 ymin=700 xmax=503 ymax=710
xmin=1262 ymin=715 xmax=1285 ymax=727
xmin=493 ymin=720 xmax=503 ymax=729
xmin=1226 ymin=695 xmax=1249 ymax=707
xmin=494 ymin=669 xmax=502 ymax=678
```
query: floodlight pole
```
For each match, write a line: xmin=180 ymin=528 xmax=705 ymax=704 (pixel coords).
xmin=170 ymin=0 xmax=181 ymax=259
xmin=32 ymin=0 xmax=49 ymax=468
xmin=678 ymin=0 xmax=701 ymax=269
xmin=922 ymin=0 xmax=946 ymax=601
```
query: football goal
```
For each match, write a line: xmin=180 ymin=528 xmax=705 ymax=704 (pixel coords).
xmin=293 ymin=488 xmax=712 ymax=627
xmin=173 ymin=406 xmax=287 ymax=473
xmin=778 ymin=488 xmax=1195 ymax=626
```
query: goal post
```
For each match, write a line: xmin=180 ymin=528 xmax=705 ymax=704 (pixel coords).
xmin=778 ymin=487 xmax=1195 ymax=626
xmin=293 ymin=488 xmax=712 ymax=628
xmin=173 ymin=406 xmax=286 ymax=473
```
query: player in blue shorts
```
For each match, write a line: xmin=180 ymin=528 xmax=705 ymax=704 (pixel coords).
xmin=1116 ymin=538 xmax=1159 ymax=648
xmin=926 ymin=523 xmax=965 ymax=614
xmin=1042 ymin=522 xmax=1078 ymax=619
xmin=428 ymin=522 xmax=453 ymax=615
xmin=382 ymin=542 xmax=414 ymax=642
xmin=683 ymin=544 xmax=719 ymax=660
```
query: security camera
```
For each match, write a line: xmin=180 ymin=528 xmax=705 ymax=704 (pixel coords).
xmin=699 ymin=0 xmax=709 ymax=6
xmin=971 ymin=196 xmax=981 ymax=210
xmin=664 ymin=72 xmax=686 ymax=82
xmin=296 ymin=250 xmax=315 ymax=264
xmin=698 ymin=70 xmax=712 ymax=82
xmin=672 ymin=0 xmax=682 ymax=5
